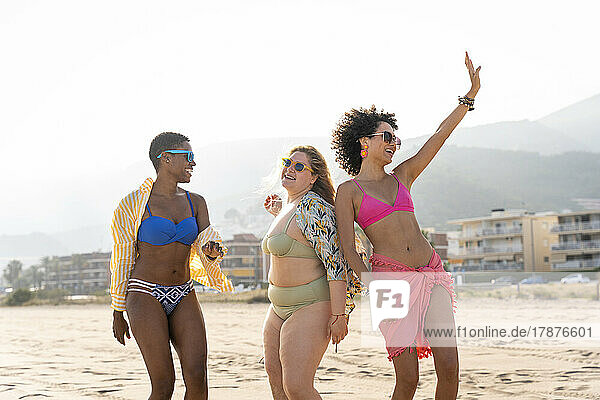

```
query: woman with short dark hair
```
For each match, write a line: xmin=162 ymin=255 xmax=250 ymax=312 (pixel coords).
xmin=110 ymin=132 xmax=233 ymax=399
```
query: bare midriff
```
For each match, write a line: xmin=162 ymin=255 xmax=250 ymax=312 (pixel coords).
xmin=266 ymin=208 xmax=326 ymax=287
xmin=131 ymin=241 xmax=192 ymax=285
xmin=269 ymin=257 xmax=325 ymax=287
xmin=363 ymin=210 xmax=433 ymax=268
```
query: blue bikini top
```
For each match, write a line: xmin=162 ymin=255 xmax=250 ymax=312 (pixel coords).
xmin=137 ymin=191 xmax=199 ymax=246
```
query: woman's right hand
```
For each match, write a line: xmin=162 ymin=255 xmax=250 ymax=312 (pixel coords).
xmin=328 ymin=314 xmax=349 ymax=345
xmin=465 ymin=51 xmax=481 ymax=98
xmin=264 ymin=194 xmax=282 ymax=216
xmin=112 ymin=311 xmax=131 ymax=345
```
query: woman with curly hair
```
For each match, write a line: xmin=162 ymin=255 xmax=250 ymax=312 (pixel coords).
xmin=262 ymin=145 xmax=363 ymax=399
xmin=332 ymin=52 xmax=481 ymax=399
xmin=110 ymin=132 xmax=234 ymax=399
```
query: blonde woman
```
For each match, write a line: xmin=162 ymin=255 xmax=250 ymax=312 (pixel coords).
xmin=261 ymin=145 xmax=362 ymax=399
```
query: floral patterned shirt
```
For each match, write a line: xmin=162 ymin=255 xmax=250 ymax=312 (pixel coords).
xmin=296 ymin=191 xmax=366 ymax=314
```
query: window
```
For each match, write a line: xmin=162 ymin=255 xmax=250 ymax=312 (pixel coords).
xmin=544 ymin=257 xmax=549 ymax=263
xmin=543 ymin=240 xmax=548 ymax=247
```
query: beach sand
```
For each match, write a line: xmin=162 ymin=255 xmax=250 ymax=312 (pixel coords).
xmin=1 ymin=297 xmax=599 ymax=399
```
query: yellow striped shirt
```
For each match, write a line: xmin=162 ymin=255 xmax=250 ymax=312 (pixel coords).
xmin=110 ymin=177 xmax=234 ymax=311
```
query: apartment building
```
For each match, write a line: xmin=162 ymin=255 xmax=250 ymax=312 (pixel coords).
xmin=550 ymin=210 xmax=600 ymax=270
xmin=221 ymin=233 xmax=266 ymax=284
xmin=422 ymin=229 xmax=449 ymax=262
xmin=448 ymin=209 xmax=557 ymax=272
xmin=43 ymin=252 xmax=110 ymax=294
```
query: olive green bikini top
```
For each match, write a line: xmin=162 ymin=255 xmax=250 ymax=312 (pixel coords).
xmin=261 ymin=211 xmax=319 ymax=259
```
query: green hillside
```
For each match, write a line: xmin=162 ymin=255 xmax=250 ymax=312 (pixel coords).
xmin=411 ymin=147 xmax=600 ymax=229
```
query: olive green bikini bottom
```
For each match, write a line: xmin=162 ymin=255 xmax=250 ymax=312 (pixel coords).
xmin=268 ymin=275 xmax=330 ymax=320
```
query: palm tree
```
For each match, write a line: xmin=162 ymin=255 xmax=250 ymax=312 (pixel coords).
xmin=3 ymin=259 xmax=23 ymax=288
xmin=40 ymin=256 xmax=51 ymax=289
xmin=30 ymin=265 xmax=42 ymax=290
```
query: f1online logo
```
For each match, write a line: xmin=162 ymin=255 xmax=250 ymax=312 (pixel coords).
xmin=369 ymin=280 xmax=410 ymax=330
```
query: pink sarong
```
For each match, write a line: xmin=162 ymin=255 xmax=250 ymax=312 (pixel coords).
xmin=370 ymin=250 xmax=456 ymax=361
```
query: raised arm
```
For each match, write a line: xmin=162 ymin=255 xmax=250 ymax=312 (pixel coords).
xmin=335 ymin=182 xmax=369 ymax=276
xmin=394 ymin=52 xmax=481 ymax=186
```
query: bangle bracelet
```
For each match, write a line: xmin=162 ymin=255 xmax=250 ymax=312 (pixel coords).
xmin=458 ymin=96 xmax=475 ymax=111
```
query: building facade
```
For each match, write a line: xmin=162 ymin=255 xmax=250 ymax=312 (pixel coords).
xmin=423 ymin=229 xmax=449 ymax=262
xmin=550 ymin=210 xmax=600 ymax=270
xmin=43 ymin=252 xmax=110 ymax=294
xmin=448 ymin=209 xmax=558 ymax=272
xmin=221 ymin=233 xmax=266 ymax=284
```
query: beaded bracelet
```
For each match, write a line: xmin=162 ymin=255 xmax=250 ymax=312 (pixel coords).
xmin=458 ymin=95 xmax=475 ymax=111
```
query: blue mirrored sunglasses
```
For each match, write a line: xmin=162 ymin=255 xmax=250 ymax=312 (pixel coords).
xmin=157 ymin=150 xmax=195 ymax=162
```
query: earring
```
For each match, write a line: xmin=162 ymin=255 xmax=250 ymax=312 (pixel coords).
xmin=360 ymin=144 xmax=369 ymax=158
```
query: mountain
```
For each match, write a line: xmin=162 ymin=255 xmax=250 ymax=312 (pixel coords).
xmin=1 ymin=94 xmax=599 ymax=266
xmin=0 ymin=232 xmax=68 ymax=258
xmin=403 ymin=93 xmax=599 ymax=155
xmin=410 ymin=147 xmax=600 ymax=227
xmin=447 ymin=120 xmax=585 ymax=154
xmin=537 ymin=93 xmax=600 ymax=152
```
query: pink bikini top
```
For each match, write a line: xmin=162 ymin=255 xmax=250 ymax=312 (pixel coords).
xmin=353 ymin=174 xmax=414 ymax=230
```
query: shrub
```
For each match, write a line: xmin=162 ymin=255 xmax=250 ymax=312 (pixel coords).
xmin=6 ymin=289 xmax=33 ymax=306
xmin=36 ymin=288 xmax=69 ymax=301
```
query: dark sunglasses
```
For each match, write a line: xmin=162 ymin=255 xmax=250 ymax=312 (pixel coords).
xmin=282 ymin=158 xmax=314 ymax=173
xmin=367 ymin=131 xmax=401 ymax=147
xmin=157 ymin=150 xmax=195 ymax=162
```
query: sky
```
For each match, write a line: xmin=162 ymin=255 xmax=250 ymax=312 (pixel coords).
xmin=1 ymin=0 xmax=599 ymax=236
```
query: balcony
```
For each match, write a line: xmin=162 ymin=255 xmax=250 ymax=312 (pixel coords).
xmin=552 ymin=259 xmax=600 ymax=270
xmin=461 ymin=262 xmax=524 ymax=271
xmin=552 ymin=240 xmax=600 ymax=251
xmin=455 ymin=246 xmax=524 ymax=257
xmin=460 ymin=226 xmax=523 ymax=239
xmin=551 ymin=221 xmax=600 ymax=233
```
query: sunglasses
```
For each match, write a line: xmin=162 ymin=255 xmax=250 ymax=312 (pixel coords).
xmin=157 ymin=150 xmax=195 ymax=162
xmin=367 ymin=131 xmax=401 ymax=147
xmin=282 ymin=158 xmax=314 ymax=173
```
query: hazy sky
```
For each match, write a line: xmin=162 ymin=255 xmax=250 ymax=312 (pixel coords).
xmin=1 ymin=0 xmax=599 ymax=235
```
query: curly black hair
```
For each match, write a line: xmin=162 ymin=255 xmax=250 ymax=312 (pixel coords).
xmin=331 ymin=105 xmax=398 ymax=176
xmin=149 ymin=132 xmax=190 ymax=171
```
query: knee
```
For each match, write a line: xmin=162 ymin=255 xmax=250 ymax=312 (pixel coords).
xmin=182 ymin=358 xmax=208 ymax=387
xmin=282 ymin=375 xmax=311 ymax=399
xmin=396 ymin=369 xmax=419 ymax=391
xmin=263 ymin=356 xmax=281 ymax=380
xmin=150 ymin=377 xmax=175 ymax=400
xmin=436 ymin=354 xmax=459 ymax=383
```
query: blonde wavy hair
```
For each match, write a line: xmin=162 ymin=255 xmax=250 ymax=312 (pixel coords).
xmin=288 ymin=145 xmax=336 ymax=205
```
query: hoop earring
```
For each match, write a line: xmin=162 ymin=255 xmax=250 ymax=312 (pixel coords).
xmin=360 ymin=144 xmax=369 ymax=159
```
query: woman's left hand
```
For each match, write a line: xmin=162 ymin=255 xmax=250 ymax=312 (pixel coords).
xmin=327 ymin=314 xmax=348 ymax=345
xmin=465 ymin=51 xmax=481 ymax=97
xmin=202 ymin=241 xmax=223 ymax=259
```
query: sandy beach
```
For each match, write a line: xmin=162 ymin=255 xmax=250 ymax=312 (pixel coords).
xmin=1 ymin=296 xmax=599 ymax=400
